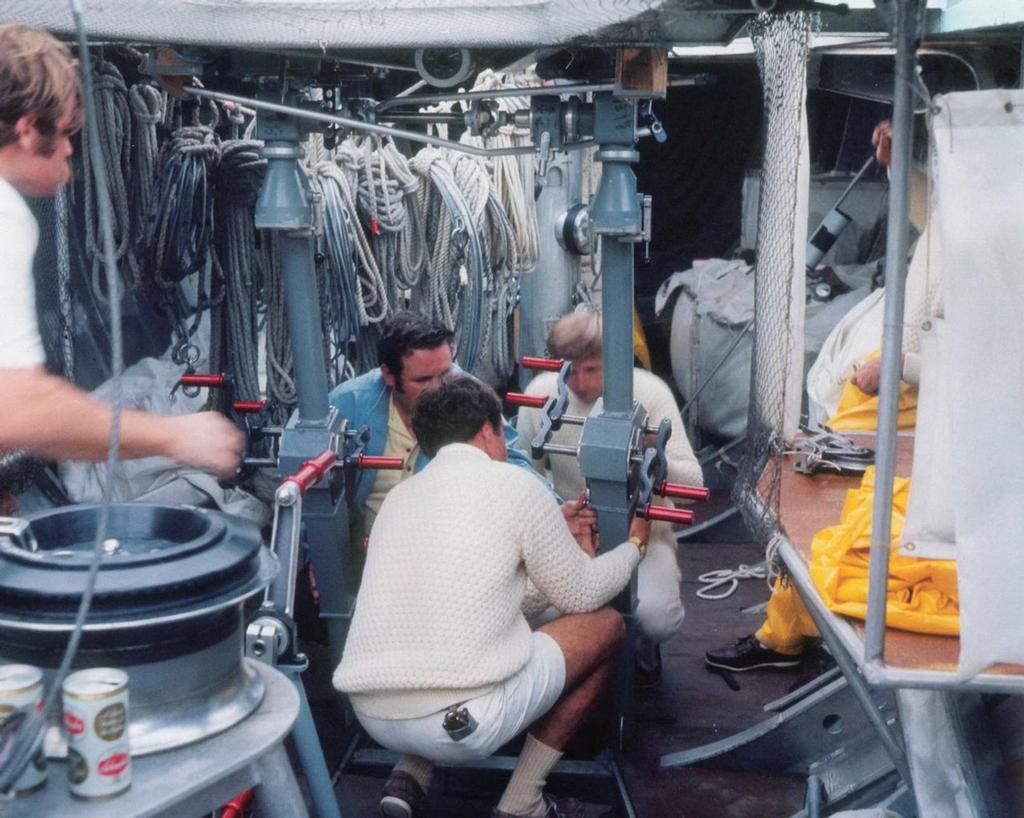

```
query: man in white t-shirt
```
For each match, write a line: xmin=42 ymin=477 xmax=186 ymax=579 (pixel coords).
xmin=0 ymin=23 xmax=241 ymax=478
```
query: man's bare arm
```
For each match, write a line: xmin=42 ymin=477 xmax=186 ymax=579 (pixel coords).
xmin=0 ymin=367 xmax=244 ymax=478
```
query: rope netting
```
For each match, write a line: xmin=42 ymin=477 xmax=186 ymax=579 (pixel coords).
xmin=732 ymin=12 xmax=815 ymax=564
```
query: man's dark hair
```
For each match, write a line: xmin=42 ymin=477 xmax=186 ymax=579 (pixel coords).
xmin=378 ymin=311 xmax=454 ymax=380
xmin=412 ymin=375 xmax=503 ymax=458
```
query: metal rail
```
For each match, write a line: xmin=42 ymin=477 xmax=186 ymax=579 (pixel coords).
xmin=373 ymin=74 xmax=713 ymax=112
xmin=864 ymin=0 xmax=926 ymax=669
xmin=185 ymin=86 xmax=535 ymax=158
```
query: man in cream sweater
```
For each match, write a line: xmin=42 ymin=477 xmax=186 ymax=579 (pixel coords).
xmin=334 ymin=376 xmax=649 ymax=818
xmin=516 ymin=309 xmax=704 ymax=683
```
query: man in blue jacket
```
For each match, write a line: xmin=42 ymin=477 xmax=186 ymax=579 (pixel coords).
xmin=329 ymin=311 xmax=576 ymax=539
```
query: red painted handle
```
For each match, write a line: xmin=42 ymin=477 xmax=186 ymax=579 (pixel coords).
xmin=179 ymin=373 xmax=226 ymax=388
xmin=232 ymin=400 xmax=267 ymax=413
xmin=640 ymin=503 xmax=694 ymax=525
xmin=221 ymin=790 xmax=254 ymax=818
xmin=357 ymin=455 xmax=404 ymax=470
xmin=521 ymin=356 xmax=564 ymax=372
xmin=506 ymin=392 xmax=547 ymax=409
xmin=283 ymin=450 xmax=337 ymax=493
xmin=657 ymin=482 xmax=710 ymax=502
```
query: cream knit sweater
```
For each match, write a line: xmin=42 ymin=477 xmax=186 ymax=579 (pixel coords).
xmin=516 ymin=368 xmax=704 ymax=553
xmin=333 ymin=443 xmax=640 ymax=719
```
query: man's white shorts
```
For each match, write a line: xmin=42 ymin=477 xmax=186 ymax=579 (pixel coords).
xmin=354 ymin=632 xmax=566 ymax=765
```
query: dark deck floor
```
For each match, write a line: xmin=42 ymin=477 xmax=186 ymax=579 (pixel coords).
xmin=312 ymin=498 xmax=817 ymax=818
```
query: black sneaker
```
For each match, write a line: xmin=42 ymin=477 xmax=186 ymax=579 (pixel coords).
xmin=380 ymin=770 xmax=426 ymax=818
xmin=704 ymin=634 xmax=802 ymax=672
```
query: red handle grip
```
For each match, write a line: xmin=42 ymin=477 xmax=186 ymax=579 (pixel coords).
xmin=657 ymin=482 xmax=710 ymax=502
xmin=521 ymin=356 xmax=564 ymax=372
xmin=221 ymin=790 xmax=254 ymax=818
xmin=506 ymin=392 xmax=547 ymax=409
xmin=179 ymin=373 xmax=226 ymax=388
xmin=357 ymin=455 xmax=404 ymax=470
xmin=232 ymin=400 xmax=267 ymax=413
xmin=640 ymin=503 xmax=694 ymax=525
xmin=283 ymin=450 xmax=337 ymax=493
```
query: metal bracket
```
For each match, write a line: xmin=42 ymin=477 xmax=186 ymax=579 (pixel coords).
xmin=0 ymin=518 xmax=38 ymax=553
xmin=791 ymin=430 xmax=874 ymax=476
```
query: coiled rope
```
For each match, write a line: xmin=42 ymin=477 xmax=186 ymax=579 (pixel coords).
xmin=82 ymin=58 xmax=135 ymax=296
xmin=127 ymin=82 xmax=163 ymax=289
xmin=216 ymin=140 xmax=266 ymax=403
xmin=411 ymin=146 xmax=488 ymax=373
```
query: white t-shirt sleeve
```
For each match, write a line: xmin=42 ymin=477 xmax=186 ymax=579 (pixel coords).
xmin=0 ymin=182 xmax=45 ymax=369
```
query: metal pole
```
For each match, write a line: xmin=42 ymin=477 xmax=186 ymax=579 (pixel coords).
xmin=600 ymin=237 xmax=635 ymax=416
xmin=776 ymin=541 xmax=915 ymax=789
xmin=253 ymin=741 xmax=314 ymax=818
xmin=285 ymin=668 xmax=344 ymax=818
xmin=864 ymin=0 xmax=923 ymax=666
xmin=279 ymin=234 xmax=330 ymax=423
xmin=374 ymin=75 xmax=712 ymax=112
xmin=186 ymin=86 xmax=533 ymax=158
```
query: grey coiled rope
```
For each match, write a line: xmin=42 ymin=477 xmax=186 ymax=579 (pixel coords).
xmin=82 ymin=57 xmax=135 ymax=296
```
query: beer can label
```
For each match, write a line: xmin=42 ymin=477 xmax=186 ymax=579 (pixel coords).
xmin=62 ymin=668 xmax=130 ymax=799
xmin=0 ymin=664 xmax=46 ymax=794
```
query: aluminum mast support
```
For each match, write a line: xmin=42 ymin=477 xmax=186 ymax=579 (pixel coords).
xmin=578 ymin=93 xmax=643 ymax=745
xmin=864 ymin=0 xmax=927 ymax=668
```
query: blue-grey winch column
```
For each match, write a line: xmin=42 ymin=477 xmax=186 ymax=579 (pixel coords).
xmin=254 ymin=122 xmax=329 ymax=422
xmin=254 ymin=99 xmax=353 ymax=665
xmin=577 ymin=92 xmax=644 ymax=745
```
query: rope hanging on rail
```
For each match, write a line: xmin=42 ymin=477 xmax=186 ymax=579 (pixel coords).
xmin=82 ymin=58 xmax=136 ymax=297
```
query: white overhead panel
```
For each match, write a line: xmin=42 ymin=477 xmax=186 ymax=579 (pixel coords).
xmin=4 ymin=0 xmax=756 ymax=49
xmin=933 ymin=0 xmax=1024 ymax=35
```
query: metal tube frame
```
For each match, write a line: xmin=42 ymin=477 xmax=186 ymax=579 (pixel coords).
xmin=864 ymin=0 xmax=927 ymax=668
xmin=373 ymin=74 xmax=711 ymax=112
xmin=187 ymin=86 xmax=537 ymax=158
xmin=774 ymin=537 xmax=914 ymax=788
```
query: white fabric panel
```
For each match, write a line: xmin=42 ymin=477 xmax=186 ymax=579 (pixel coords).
xmin=805 ymin=287 xmax=884 ymax=427
xmin=930 ymin=90 xmax=1024 ymax=678
xmin=899 ymin=318 xmax=955 ymax=560
xmin=6 ymin=0 xmax=668 ymax=48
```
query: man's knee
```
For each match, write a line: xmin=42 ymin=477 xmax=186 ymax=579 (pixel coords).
xmin=592 ymin=607 xmax=626 ymax=654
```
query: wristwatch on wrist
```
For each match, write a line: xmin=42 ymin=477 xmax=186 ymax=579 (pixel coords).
xmin=628 ymin=535 xmax=647 ymax=559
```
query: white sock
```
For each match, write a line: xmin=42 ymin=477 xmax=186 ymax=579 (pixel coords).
xmin=393 ymin=754 xmax=433 ymax=790
xmin=496 ymin=734 xmax=563 ymax=817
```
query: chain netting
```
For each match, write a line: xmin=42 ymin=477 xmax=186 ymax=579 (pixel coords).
xmin=732 ymin=12 xmax=816 ymax=568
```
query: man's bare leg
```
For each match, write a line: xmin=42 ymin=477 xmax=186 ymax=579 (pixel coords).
xmin=494 ymin=607 xmax=623 ymax=817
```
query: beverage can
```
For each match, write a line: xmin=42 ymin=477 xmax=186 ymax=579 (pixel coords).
xmin=62 ymin=668 xmax=130 ymax=799
xmin=0 ymin=664 xmax=46 ymax=795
